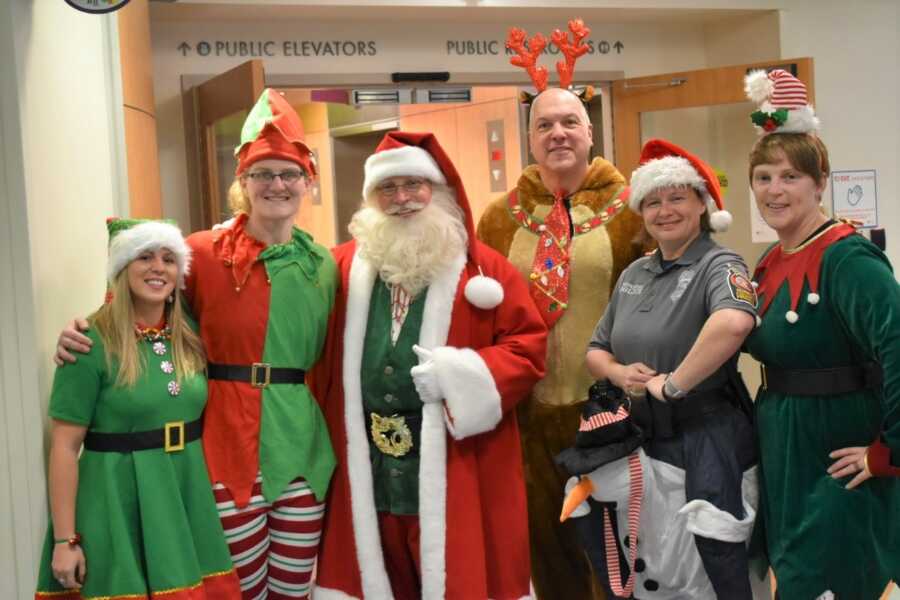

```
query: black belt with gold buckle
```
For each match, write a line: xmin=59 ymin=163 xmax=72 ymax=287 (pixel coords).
xmin=369 ymin=412 xmax=422 ymax=458
xmin=207 ymin=362 xmax=306 ymax=388
xmin=83 ymin=417 xmax=202 ymax=453
xmin=760 ymin=362 xmax=882 ymax=395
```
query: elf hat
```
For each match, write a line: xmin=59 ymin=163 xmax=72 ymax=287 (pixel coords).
xmin=745 ymin=68 xmax=819 ymax=135
xmin=628 ymin=138 xmax=732 ymax=232
xmin=234 ymin=89 xmax=316 ymax=177
xmin=106 ymin=218 xmax=191 ymax=289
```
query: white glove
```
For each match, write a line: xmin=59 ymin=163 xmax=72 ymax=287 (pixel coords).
xmin=410 ymin=344 xmax=442 ymax=404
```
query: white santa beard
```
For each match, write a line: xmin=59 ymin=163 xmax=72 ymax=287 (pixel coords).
xmin=349 ymin=187 xmax=468 ymax=297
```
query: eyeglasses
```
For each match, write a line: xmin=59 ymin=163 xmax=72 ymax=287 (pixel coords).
xmin=375 ymin=179 xmax=428 ymax=198
xmin=245 ymin=169 xmax=306 ymax=185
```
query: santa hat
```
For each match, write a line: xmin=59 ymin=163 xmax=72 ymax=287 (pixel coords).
xmin=363 ymin=131 xmax=504 ymax=310
xmin=234 ymin=89 xmax=316 ymax=177
xmin=362 ymin=143 xmax=447 ymax=201
xmin=744 ymin=68 xmax=819 ymax=135
xmin=628 ymin=138 xmax=732 ymax=232
xmin=106 ymin=218 xmax=191 ymax=288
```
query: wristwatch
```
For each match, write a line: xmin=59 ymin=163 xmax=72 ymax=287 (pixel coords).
xmin=663 ymin=374 xmax=688 ymax=401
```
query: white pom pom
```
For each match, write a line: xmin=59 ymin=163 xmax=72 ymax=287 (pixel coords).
xmin=709 ymin=210 xmax=733 ymax=232
xmin=744 ymin=70 xmax=773 ymax=104
xmin=464 ymin=275 xmax=504 ymax=310
xmin=751 ymin=281 xmax=759 ymax=289
xmin=755 ymin=315 xmax=762 ymax=328
xmin=212 ymin=217 xmax=236 ymax=231
xmin=807 ymin=292 xmax=820 ymax=305
xmin=785 ymin=310 xmax=799 ymax=324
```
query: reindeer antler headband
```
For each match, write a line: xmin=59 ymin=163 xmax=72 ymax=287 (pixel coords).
xmin=506 ymin=19 xmax=594 ymax=101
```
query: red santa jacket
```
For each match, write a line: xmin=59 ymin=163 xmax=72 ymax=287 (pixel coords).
xmin=310 ymin=239 xmax=547 ymax=600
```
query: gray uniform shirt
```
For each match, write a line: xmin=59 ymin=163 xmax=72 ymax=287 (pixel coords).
xmin=588 ymin=233 xmax=757 ymax=392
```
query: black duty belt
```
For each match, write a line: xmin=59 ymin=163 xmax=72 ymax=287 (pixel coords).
xmin=630 ymin=387 xmax=729 ymax=439
xmin=368 ymin=411 xmax=422 ymax=458
xmin=760 ymin=362 xmax=882 ymax=396
xmin=207 ymin=362 xmax=306 ymax=388
xmin=83 ymin=418 xmax=202 ymax=453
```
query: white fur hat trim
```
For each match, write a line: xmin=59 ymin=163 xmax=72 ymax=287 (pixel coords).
xmin=629 ymin=156 xmax=732 ymax=232
xmin=107 ymin=221 xmax=191 ymax=288
xmin=363 ymin=145 xmax=447 ymax=200
xmin=464 ymin=275 xmax=504 ymax=310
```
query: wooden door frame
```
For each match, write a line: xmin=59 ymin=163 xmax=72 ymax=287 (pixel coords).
xmin=183 ymin=59 xmax=265 ymax=230
xmin=612 ymin=58 xmax=814 ymax=178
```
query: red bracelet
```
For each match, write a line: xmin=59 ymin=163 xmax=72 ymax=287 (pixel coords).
xmin=53 ymin=533 xmax=82 ymax=547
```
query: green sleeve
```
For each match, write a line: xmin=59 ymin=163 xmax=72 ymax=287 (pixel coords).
xmin=826 ymin=238 xmax=900 ymax=464
xmin=48 ymin=329 xmax=105 ymax=426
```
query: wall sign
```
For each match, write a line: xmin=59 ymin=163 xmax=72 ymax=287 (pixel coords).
xmin=832 ymin=169 xmax=877 ymax=228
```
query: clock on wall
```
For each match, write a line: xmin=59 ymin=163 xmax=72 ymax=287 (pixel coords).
xmin=64 ymin=0 xmax=132 ymax=14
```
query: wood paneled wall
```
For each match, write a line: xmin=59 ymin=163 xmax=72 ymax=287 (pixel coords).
xmin=399 ymin=86 xmax=522 ymax=224
xmin=117 ymin=0 xmax=161 ymax=217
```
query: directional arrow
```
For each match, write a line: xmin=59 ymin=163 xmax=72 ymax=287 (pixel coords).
xmin=492 ymin=169 xmax=501 ymax=181
xmin=490 ymin=131 xmax=499 ymax=143
xmin=614 ymin=41 xmax=624 ymax=54
xmin=178 ymin=42 xmax=192 ymax=56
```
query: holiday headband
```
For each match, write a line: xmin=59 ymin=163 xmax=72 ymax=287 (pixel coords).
xmin=106 ymin=217 xmax=191 ymax=289
xmin=506 ymin=19 xmax=595 ymax=103
xmin=744 ymin=68 xmax=819 ymax=135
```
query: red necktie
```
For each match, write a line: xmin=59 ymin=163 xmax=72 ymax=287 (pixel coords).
xmin=530 ymin=190 xmax=571 ymax=328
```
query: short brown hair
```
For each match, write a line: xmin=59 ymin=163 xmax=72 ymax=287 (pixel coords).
xmin=748 ymin=133 xmax=830 ymax=185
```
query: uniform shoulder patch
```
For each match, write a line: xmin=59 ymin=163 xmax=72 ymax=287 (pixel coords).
xmin=726 ymin=265 xmax=757 ymax=306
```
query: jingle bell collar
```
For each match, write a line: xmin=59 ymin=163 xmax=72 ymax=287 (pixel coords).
xmin=628 ymin=138 xmax=732 ymax=232
xmin=364 ymin=131 xmax=503 ymax=310
xmin=745 ymin=68 xmax=819 ymax=135
xmin=106 ymin=218 xmax=191 ymax=289
xmin=235 ymin=88 xmax=316 ymax=177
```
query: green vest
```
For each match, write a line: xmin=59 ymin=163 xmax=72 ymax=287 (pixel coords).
xmin=361 ymin=281 xmax=427 ymax=515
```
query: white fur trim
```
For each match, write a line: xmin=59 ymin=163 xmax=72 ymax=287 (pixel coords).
xmin=744 ymin=70 xmax=773 ymax=104
xmin=463 ymin=275 xmax=504 ymax=310
xmin=363 ymin=146 xmax=447 ymax=200
xmin=629 ymin=156 xmax=711 ymax=213
xmin=342 ymin=254 xmax=393 ymax=600
xmin=708 ymin=209 xmax=732 ymax=232
xmin=678 ymin=465 xmax=758 ymax=543
xmin=779 ymin=105 xmax=820 ymax=133
xmin=342 ymin=249 xmax=465 ymax=600
xmin=107 ymin=221 xmax=191 ymax=288
xmin=431 ymin=346 xmax=502 ymax=440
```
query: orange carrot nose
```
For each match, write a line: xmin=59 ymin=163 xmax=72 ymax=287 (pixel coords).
xmin=560 ymin=476 xmax=595 ymax=522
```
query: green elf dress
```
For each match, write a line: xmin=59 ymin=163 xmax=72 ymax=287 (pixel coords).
xmin=745 ymin=222 xmax=900 ymax=599
xmin=34 ymin=326 xmax=240 ymax=600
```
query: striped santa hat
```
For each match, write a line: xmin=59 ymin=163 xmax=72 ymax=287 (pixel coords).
xmin=744 ymin=68 xmax=819 ymax=134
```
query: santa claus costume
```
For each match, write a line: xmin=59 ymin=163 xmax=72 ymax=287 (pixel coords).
xmin=310 ymin=132 xmax=548 ymax=600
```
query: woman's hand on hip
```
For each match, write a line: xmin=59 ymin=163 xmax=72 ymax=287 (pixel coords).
xmin=828 ymin=446 xmax=872 ymax=489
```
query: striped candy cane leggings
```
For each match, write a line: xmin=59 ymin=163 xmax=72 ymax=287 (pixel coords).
xmin=214 ymin=475 xmax=324 ymax=600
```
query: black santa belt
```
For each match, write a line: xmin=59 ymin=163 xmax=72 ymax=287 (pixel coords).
xmin=83 ymin=418 xmax=202 ymax=453
xmin=207 ymin=362 xmax=306 ymax=388
xmin=760 ymin=362 xmax=882 ymax=396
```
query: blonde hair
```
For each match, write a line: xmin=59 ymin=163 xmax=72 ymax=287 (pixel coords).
xmin=91 ymin=271 xmax=205 ymax=387
xmin=228 ymin=178 xmax=251 ymax=216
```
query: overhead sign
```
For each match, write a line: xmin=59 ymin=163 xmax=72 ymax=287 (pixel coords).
xmin=832 ymin=169 xmax=877 ymax=228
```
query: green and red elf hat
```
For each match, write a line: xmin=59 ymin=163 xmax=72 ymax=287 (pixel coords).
xmin=234 ymin=89 xmax=316 ymax=177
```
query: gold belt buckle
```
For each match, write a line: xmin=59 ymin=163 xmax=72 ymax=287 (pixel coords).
xmin=164 ymin=421 xmax=185 ymax=453
xmin=370 ymin=413 xmax=413 ymax=458
xmin=251 ymin=362 xmax=271 ymax=388
xmin=760 ymin=364 xmax=768 ymax=390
